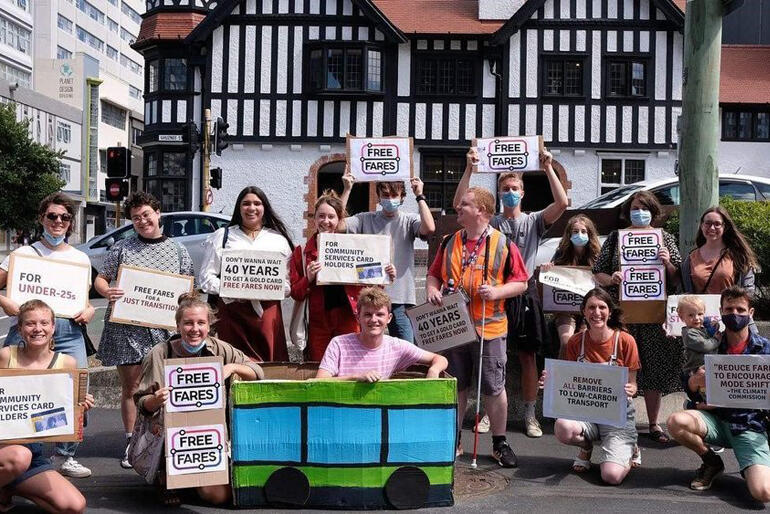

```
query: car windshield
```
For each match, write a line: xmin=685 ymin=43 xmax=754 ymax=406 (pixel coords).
xmin=579 ymin=184 xmax=645 ymax=208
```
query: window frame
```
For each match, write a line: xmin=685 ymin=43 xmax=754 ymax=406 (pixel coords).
xmin=143 ymin=149 xmax=190 ymax=212
xmin=413 ymin=51 xmax=478 ymax=98
xmin=722 ymin=106 xmax=770 ymax=142
xmin=101 ymin=101 xmax=127 ymax=130
xmin=597 ymin=154 xmax=648 ymax=195
xmin=145 ymin=57 xmax=189 ymax=95
xmin=604 ymin=56 xmax=650 ymax=99
xmin=419 ymin=150 xmax=466 ymax=213
xmin=540 ymin=53 xmax=588 ymax=98
xmin=305 ymin=41 xmax=385 ymax=95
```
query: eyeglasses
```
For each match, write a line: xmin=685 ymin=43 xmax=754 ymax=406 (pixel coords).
xmin=702 ymin=221 xmax=724 ymax=228
xmin=130 ymin=211 xmax=155 ymax=223
xmin=45 ymin=213 xmax=72 ymax=222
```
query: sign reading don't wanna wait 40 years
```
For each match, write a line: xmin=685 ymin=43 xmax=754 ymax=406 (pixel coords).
xmin=218 ymin=250 xmax=286 ymax=301
xmin=316 ymin=233 xmax=393 ymax=286
xmin=407 ymin=293 xmax=476 ymax=353
xmin=705 ymin=354 xmax=770 ymax=409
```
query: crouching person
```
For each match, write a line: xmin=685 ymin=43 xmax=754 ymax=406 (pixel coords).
xmin=315 ymin=287 xmax=447 ymax=381
xmin=133 ymin=293 xmax=264 ymax=506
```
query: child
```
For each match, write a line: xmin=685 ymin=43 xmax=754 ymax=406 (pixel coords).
xmin=678 ymin=295 xmax=720 ymax=375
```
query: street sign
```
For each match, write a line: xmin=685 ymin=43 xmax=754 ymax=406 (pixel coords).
xmin=159 ymin=134 xmax=183 ymax=142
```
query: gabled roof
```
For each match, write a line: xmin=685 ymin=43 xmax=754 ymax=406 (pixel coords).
xmin=372 ymin=0 xmax=503 ymax=35
xmin=720 ymin=45 xmax=770 ymax=104
xmin=490 ymin=0 xmax=685 ymax=45
xmin=133 ymin=12 xmax=206 ymax=49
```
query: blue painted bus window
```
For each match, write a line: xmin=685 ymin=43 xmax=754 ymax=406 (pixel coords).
xmin=387 ymin=408 xmax=455 ymax=463
xmin=232 ymin=406 xmax=302 ymax=462
xmin=307 ymin=407 xmax=381 ymax=464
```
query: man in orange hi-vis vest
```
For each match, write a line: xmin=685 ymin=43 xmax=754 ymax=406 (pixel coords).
xmin=426 ymin=186 xmax=528 ymax=468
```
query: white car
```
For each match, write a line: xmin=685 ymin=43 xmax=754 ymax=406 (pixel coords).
xmin=535 ymin=174 xmax=770 ymax=266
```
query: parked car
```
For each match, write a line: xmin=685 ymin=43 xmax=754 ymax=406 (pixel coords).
xmin=77 ymin=212 xmax=231 ymax=287
xmin=535 ymin=174 xmax=770 ymax=266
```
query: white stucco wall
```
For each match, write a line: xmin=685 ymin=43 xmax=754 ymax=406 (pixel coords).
xmin=719 ymin=142 xmax=770 ymax=178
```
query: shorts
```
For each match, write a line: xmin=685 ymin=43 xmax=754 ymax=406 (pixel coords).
xmin=446 ymin=336 xmax=506 ymax=396
xmin=697 ymin=411 xmax=770 ymax=471
xmin=506 ymin=278 xmax=550 ymax=354
xmin=576 ymin=401 xmax=637 ymax=467
xmin=9 ymin=444 xmax=54 ymax=488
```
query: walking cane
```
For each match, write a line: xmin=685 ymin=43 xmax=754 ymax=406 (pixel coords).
xmin=471 ymin=233 xmax=491 ymax=470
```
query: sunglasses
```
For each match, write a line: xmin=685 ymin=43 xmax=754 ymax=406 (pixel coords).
xmin=45 ymin=213 xmax=73 ymax=222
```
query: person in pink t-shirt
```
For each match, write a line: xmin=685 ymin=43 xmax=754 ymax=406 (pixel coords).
xmin=316 ymin=288 xmax=447 ymax=382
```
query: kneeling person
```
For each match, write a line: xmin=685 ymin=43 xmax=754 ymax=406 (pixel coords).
xmin=316 ymin=288 xmax=447 ymax=381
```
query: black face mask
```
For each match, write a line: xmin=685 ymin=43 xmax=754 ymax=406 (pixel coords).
xmin=722 ymin=313 xmax=751 ymax=332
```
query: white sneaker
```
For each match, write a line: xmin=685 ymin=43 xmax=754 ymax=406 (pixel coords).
xmin=472 ymin=414 xmax=490 ymax=433
xmin=120 ymin=441 xmax=133 ymax=469
xmin=524 ymin=416 xmax=543 ymax=438
xmin=57 ymin=457 xmax=92 ymax=478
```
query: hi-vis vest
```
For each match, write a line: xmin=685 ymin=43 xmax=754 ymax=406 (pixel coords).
xmin=440 ymin=228 xmax=509 ymax=339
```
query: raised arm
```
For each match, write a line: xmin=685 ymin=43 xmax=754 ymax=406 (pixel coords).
xmin=540 ymin=149 xmax=569 ymax=225
xmin=452 ymin=147 xmax=479 ymax=210
xmin=411 ymin=177 xmax=435 ymax=235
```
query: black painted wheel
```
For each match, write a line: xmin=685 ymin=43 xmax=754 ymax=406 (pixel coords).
xmin=384 ymin=466 xmax=429 ymax=510
xmin=264 ymin=467 xmax=310 ymax=507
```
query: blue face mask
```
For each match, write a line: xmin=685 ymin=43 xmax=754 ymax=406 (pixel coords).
xmin=43 ymin=230 xmax=66 ymax=246
xmin=181 ymin=339 xmax=205 ymax=355
xmin=630 ymin=209 xmax=652 ymax=227
xmin=501 ymin=191 xmax=521 ymax=208
xmin=570 ymin=232 xmax=589 ymax=247
xmin=380 ymin=198 xmax=401 ymax=213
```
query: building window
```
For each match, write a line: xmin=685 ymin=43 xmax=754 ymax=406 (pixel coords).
xmin=59 ymin=162 xmax=71 ymax=183
xmin=57 ymin=46 xmax=72 ymax=59
xmin=0 ymin=62 xmax=30 ymax=87
xmin=121 ymin=53 xmax=141 ymax=75
xmin=542 ymin=57 xmax=585 ymax=96
xmin=0 ymin=18 xmax=31 ymax=54
xmin=421 ymin=152 xmax=464 ymax=213
xmin=144 ymin=151 xmax=188 ymax=212
xmin=132 ymin=126 xmax=142 ymax=145
xmin=129 ymin=84 xmax=142 ymax=99
xmin=56 ymin=121 xmax=72 ymax=144
xmin=107 ymin=0 xmax=117 ymax=5
xmin=76 ymin=26 xmax=104 ymax=52
xmin=606 ymin=59 xmax=648 ymax=97
xmin=723 ymin=108 xmax=770 ymax=141
xmin=600 ymin=157 xmax=646 ymax=194
xmin=120 ymin=27 xmax=136 ymax=44
xmin=107 ymin=45 xmax=118 ymax=60
xmin=57 ymin=14 xmax=73 ymax=33
xmin=76 ymin=0 xmax=105 ymax=24
xmin=147 ymin=60 xmax=158 ymax=92
xmin=307 ymin=44 xmax=383 ymax=93
xmin=108 ymin=17 xmax=119 ymax=33
xmin=10 ymin=0 xmax=29 ymax=11
xmin=416 ymin=55 xmax=475 ymax=96
xmin=101 ymin=101 xmax=126 ymax=130
xmin=121 ymin=1 xmax=143 ymax=24
xmin=163 ymin=59 xmax=187 ymax=90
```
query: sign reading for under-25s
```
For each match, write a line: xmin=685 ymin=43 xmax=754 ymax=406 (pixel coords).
xmin=316 ymin=233 xmax=393 ymax=286
xmin=407 ymin=293 xmax=476 ymax=353
xmin=110 ymin=265 xmax=195 ymax=330
xmin=6 ymin=254 xmax=90 ymax=318
xmin=543 ymin=358 xmax=628 ymax=428
xmin=474 ymin=135 xmax=542 ymax=173
xmin=346 ymin=134 xmax=413 ymax=182
xmin=705 ymin=354 xmax=770 ymax=409
xmin=218 ymin=250 xmax=286 ymax=301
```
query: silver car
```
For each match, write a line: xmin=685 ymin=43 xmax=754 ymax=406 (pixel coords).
xmin=77 ymin=212 xmax=231 ymax=283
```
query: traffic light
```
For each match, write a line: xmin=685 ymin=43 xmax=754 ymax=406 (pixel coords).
xmin=105 ymin=178 xmax=129 ymax=202
xmin=210 ymin=167 xmax=222 ymax=189
xmin=184 ymin=122 xmax=200 ymax=155
xmin=214 ymin=117 xmax=229 ymax=156
xmin=106 ymin=147 xmax=130 ymax=178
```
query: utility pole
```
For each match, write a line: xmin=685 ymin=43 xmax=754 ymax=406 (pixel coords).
xmin=202 ymin=108 xmax=212 ymax=212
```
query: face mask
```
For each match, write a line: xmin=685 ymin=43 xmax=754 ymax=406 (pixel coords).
xmin=43 ymin=230 xmax=66 ymax=246
xmin=501 ymin=191 xmax=521 ymax=208
xmin=181 ymin=339 xmax=205 ymax=355
xmin=380 ymin=198 xmax=401 ymax=213
xmin=571 ymin=233 xmax=589 ymax=247
xmin=630 ymin=209 xmax=652 ymax=227
xmin=721 ymin=313 xmax=751 ymax=332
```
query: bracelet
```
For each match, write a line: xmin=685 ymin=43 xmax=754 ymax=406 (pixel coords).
xmin=415 ymin=194 xmax=427 ymax=203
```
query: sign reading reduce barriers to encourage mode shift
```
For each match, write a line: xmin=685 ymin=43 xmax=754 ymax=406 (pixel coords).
xmin=705 ymin=354 xmax=770 ymax=410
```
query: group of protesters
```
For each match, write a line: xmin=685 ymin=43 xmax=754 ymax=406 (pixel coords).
xmin=0 ymin=140 xmax=768 ymax=511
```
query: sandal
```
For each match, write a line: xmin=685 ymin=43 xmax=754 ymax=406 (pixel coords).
xmin=647 ymin=426 xmax=670 ymax=444
xmin=572 ymin=446 xmax=592 ymax=473
xmin=631 ymin=445 xmax=641 ymax=468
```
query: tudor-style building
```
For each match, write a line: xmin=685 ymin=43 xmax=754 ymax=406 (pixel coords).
xmin=132 ymin=0 xmax=766 ymax=242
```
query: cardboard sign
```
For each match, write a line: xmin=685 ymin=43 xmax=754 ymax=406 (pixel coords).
xmin=542 ymin=285 xmax=584 ymax=313
xmin=163 ymin=356 xmax=228 ymax=490
xmin=6 ymin=253 xmax=90 ymax=318
xmin=538 ymin=266 xmax=595 ymax=297
xmin=165 ymin=361 xmax=225 ymax=413
xmin=705 ymin=354 xmax=770 ymax=409
xmin=316 ymin=233 xmax=393 ymax=286
xmin=218 ymin=250 xmax=286 ymax=301
xmin=474 ymin=136 xmax=542 ymax=173
xmin=664 ymin=294 xmax=722 ymax=337
xmin=620 ymin=265 xmax=666 ymax=301
xmin=543 ymin=359 xmax=628 ymax=427
xmin=619 ymin=229 xmax=663 ymax=266
xmin=110 ymin=265 xmax=194 ymax=330
xmin=346 ymin=135 xmax=413 ymax=182
xmin=407 ymin=293 xmax=476 ymax=353
xmin=0 ymin=368 xmax=87 ymax=444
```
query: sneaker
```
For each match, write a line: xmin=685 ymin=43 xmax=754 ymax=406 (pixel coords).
xmin=473 ymin=414 xmax=490 ymax=434
xmin=492 ymin=442 xmax=518 ymax=468
xmin=56 ymin=457 xmax=92 ymax=478
xmin=524 ymin=416 xmax=543 ymax=438
xmin=709 ymin=445 xmax=725 ymax=454
xmin=120 ymin=441 xmax=133 ymax=469
xmin=690 ymin=459 xmax=724 ymax=491
xmin=455 ymin=441 xmax=463 ymax=458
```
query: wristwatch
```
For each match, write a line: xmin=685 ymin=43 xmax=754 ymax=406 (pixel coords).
xmin=415 ymin=194 xmax=427 ymax=203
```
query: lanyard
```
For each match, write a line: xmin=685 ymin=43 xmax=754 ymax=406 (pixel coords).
xmin=460 ymin=227 xmax=489 ymax=277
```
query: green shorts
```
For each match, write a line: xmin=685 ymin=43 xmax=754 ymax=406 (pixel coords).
xmin=697 ymin=411 xmax=770 ymax=471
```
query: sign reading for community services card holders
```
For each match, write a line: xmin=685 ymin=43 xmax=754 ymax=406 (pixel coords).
xmin=621 ymin=265 xmax=666 ymax=301
xmin=110 ymin=265 xmax=195 ymax=330
xmin=538 ymin=266 xmax=595 ymax=297
xmin=218 ymin=250 xmax=286 ymax=301
xmin=619 ymin=229 xmax=663 ymax=266
xmin=705 ymin=354 xmax=770 ymax=409
xmin=346 ymin=135 xmax=413 ymax=182
xmin=542 ymin=285 xmax=584 ymax=313
xmin=664 ymin=294 xmax=722 ymax=337
xmin=316 ymin=233 xmax=392 ymax=285
xmin=6 ymin=253 xmax=90 ymax=319
xmin=475 ymin=136 xmax=542 ymax=173
xmin=0 ymin=371 xmax=76 ymax=441
xmin=166 ymin=424 xmax=227 ymax=476
xmin=164 ymin=361 xmax=224 ymax=413
xmin=543 ymin=358 xmax=628 ymax=428
xmin=407 ymin=293 xmax=476 ymax=353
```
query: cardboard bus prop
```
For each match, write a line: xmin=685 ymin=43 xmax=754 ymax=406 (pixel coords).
xmin=346 ymin=135 xmax=413 ymax=182
xmin=230 ymin=364 xmax=457 ymax=510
